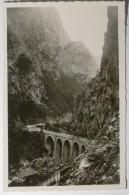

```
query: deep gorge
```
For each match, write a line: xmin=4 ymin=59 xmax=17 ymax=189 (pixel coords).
xmin=8 ymin=6 xmax=120 ymax=186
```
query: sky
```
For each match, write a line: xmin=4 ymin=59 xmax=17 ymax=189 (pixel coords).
xmin=57 ymin=5 xmax=108 ymax=58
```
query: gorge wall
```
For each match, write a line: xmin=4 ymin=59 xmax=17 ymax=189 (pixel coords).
xmin=71 ymin=6 xmax=119 ymax=139
xmin=7 ymin=7 xmax=97 ymax=127
xmin=70 ymin=6 xmax=120 ymax=184
xmin=8 ymin=7 xmax=97 ymax=170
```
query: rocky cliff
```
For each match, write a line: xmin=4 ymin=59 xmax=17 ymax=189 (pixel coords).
xmin=69 ymin=6 xmax=119 ymax=184
xmin=71 ymin=6 xmax=119 ymax=139
xmin=56 ymin=41 xmax=97 ymax=84
xmin=7 ymin=7 xmax=97 ymax=126
xmin=100 ymin=6 xmax=119 ymax=107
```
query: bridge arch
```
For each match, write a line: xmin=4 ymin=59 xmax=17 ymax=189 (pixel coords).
xmin=81 ymin=145 xmax=86 ymax=153
xmin=63 ymin=140 xmax=71 ymax=163
xmin=56 ymin=138 xmax=62 ymax=162
xmin=72 ymin=142 xmax=79 ymax=160
xmin=45 ymin=136 xmax=54 ymax=157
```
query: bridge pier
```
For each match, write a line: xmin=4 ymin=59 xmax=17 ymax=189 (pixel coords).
xmin=70 ymin=148 xmax=73 ymax=162
xmin=61 ymin=146 xmax=63 ymax=163
xmin=53 ymin=144 xmax=56 ymax=159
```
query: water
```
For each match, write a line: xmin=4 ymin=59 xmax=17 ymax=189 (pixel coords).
xmin=36 ymin=170 xmax=60 ymax=186
xmin=9 ymin=165 xmax=72 ymax=187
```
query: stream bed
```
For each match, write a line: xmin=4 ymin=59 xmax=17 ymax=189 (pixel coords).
xmin=9 ymin=165 xmax=72 ymax=187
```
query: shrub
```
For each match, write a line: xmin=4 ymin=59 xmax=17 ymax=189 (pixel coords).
xmin=16 ymin=53 xmax=33 ymax=73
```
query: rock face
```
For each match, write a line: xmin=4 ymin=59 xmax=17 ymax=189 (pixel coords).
xmin=70 ymin=6 xmax=119 ymax=184
xmin=100 ymin=6 xmax=119 ymax=105
xmin=72 ymin=6 xmax=119 ymax=139
xmin=57 ymin=41 xmax=97 ymax=84
xmin=7 ymin=7 xmax=97 ymax=125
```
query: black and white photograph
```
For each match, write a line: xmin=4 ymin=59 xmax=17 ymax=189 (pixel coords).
xmin=2 ymin=1 xmax=126 ymax=190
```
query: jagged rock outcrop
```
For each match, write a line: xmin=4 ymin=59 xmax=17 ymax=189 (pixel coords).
xmin=7 ymin=7 xmax=97 ymax=125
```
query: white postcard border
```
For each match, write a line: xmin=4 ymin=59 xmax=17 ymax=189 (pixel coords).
xmin=2 ymin=1 xmax=126 ymax=191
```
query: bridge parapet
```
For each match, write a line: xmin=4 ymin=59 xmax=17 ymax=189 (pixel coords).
xmin=43 ymin=130 xmax=90 ymax=146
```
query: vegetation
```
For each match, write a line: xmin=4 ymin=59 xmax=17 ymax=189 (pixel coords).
xmin=16 ymin=53 xmax=34 ymax=73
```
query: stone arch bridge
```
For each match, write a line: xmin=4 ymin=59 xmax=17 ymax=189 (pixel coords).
xmin=27 ymin=125 xmax=90 ymax=163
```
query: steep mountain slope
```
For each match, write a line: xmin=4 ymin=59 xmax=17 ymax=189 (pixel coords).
xmin=69 ymin=6 xmax=120 ymax=184
xmin=56 ymin=41 xmax=97 ymax=84
xmin=7 ymin=7 xmax=97 ymax=126
xmin=71 ymin=6 xmax=119 ymax=139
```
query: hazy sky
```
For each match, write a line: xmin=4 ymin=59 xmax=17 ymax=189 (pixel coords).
xmin=57 ymin=5 xmax=108 ymax=58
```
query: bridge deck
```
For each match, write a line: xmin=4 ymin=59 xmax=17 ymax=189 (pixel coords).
xmin=27 ymin=124 xmax=90 ymax=146
xmin=43 ymin=130 xmax=90 ymax=146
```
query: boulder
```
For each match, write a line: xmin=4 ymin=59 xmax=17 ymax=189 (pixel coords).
xmin=79 ymin=158 xmax=91 ymax=169
xmin=30 ymin=158 xmax=46 ymax=170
